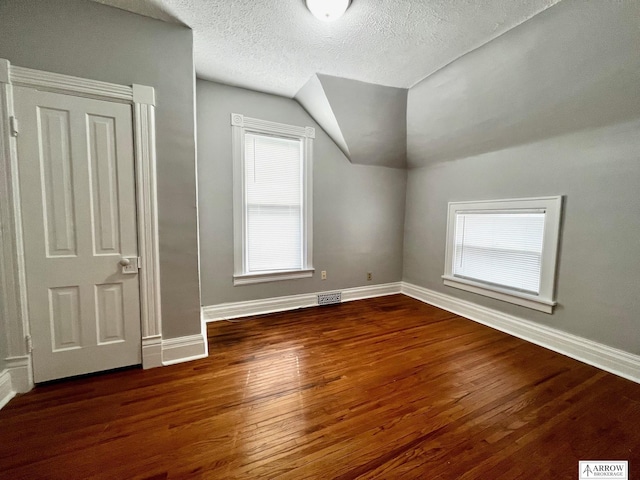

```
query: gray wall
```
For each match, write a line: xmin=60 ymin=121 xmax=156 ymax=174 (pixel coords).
xmin=404 ymin=0 xmax=640 ymax=355
xmin=296 ymin=74 xmax=407 ymax=168
xmin=407 ymin=0 xmax=640 ymax=168
xmin=296 ymin=75 xmax=350 ymax=160
xmin=0 ymin=0 xmax=201 ymax=339
xmin=198 ymin=80 xmax=406 ymax=305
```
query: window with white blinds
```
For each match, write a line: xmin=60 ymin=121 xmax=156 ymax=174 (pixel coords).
xmin=231 ymin=114 xmax=314 ymax=285
xmin=245 ymin=133 xmax=303 ymax=273
xmin=443 ymin=197 xmax=562 ymax=313
xmin=453 ymin=211 xmax=545 ymax=294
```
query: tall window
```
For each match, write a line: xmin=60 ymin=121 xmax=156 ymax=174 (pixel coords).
xmin=443 ymin=197 xmax=562 ymax=313
xmin=231 ymin=114 xmax=314 ymax=285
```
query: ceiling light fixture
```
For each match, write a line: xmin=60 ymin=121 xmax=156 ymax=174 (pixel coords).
xmin=305 ymin=0 xmax=351 ymax=22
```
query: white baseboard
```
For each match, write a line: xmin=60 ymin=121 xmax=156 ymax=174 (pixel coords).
xmin=202 ymin=282 xmax=402 ymax=322
xmin=162 ymin=332 xmax=208 ymax=366
xmin=0 ymin=335 xmax=207 ymax=398
xmin=5 ymin=355 xmax=32 ymax=393
xmin=341 ymin=283 xmax=403 ymax=302
xmin=142 ymin=335 xmax=163 ymax=369
xmin=401 ymin=282 xmax=640 ymax=384
xmin=0 ymin=369 xmax=15 ymax=410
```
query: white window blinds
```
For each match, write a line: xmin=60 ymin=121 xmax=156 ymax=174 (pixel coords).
xmin=453 ymin=211 xmax=546 ymax=294
xmin=244 ymin=133 xmax=303 ymax=273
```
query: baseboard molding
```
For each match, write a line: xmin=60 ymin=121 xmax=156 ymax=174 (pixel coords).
xmin=0 ymin=369 xmax=15 ymax=410
xmin=5 ymin=355 xmax=32 ymax=393
xmin=142 ymin=336 xmax=163 ymax=369
xmin=162 ymin=333 xmax=208 ymax=366
xmin=341 ymin=283 xmax=403 ymax=302
xmin=202 ymin=282 xmax=402 ymax=322
xmin=0 ymin=335 xmax=206 ymax=397
xmin=401 ymin=282 xmax=640 ymax=384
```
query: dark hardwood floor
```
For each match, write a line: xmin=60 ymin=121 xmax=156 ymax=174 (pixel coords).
xmin=1 ymin=294 xmax=639 ymax=479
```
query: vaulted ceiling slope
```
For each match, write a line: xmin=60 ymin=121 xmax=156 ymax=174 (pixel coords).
xmin=406 ymin=0 xmax=640 ymax=168
xmin=296 ymin=75 xmax=407 ymax=168
xmin=92 ymin=0 xmax=561 ymax=98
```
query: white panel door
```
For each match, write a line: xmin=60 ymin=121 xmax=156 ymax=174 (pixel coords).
xmin=14 ymin=86 xmax=142 ymax=382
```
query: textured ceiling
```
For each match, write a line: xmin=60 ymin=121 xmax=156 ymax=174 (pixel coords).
xmin=93 ymin=0 xmax=561 ymax=97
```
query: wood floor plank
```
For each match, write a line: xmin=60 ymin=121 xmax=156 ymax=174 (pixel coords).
xmin=1 ymin=294 xmax=638 ymax=479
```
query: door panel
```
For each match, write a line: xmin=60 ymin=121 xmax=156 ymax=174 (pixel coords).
xmin=88 ymin=114 xmax=121 ymax=255
xmin=39 ymin=107 xmax=77 ymax=258
xmin=95 ymin=283 xmax=125 ymax=344
xmin=15 ymin=87 xmax=141 ymax=383
xmin=49 ymin=286 xmax=82 ymax=351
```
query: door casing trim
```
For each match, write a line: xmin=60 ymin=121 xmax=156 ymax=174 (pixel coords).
xmin=0 ymin=59 xmax=163 ymax=390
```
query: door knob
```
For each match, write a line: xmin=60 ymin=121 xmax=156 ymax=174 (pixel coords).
xmin=119 ymin=258 xmax=131 ymax=267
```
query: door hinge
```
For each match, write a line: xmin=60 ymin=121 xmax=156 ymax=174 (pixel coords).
xmin=9 ymin=116 xmax=19 ymax=137
xmin=137 ymin=256 xmax=142 ymax=269
xmin=25 ymin=334 xmax=32 ymax=353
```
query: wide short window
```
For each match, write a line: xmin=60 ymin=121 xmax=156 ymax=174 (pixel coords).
xmin=231 ymin=114 xmax=314 ymax=285
xmin=443 ymin=197 xmax=562 ymax=313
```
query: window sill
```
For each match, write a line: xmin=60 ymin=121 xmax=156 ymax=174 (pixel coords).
xmin=441 ymin=275 xmax=556 ymax=314
xmin=234 ymin=269 xmax=314 ymax=286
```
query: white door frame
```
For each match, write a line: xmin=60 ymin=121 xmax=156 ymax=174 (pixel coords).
xmin=0 ymin=59 xmax=163 ymax=392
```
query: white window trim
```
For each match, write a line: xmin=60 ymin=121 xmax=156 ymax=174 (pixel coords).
xmin=442 ymin=196 xmax=563 ymax=314
xmin=231 ymin=113 xmax=314 ymax=286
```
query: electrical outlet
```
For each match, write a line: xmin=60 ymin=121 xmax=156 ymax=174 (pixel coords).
xmin=367 ymin=272 xmax=372 ymax=281
xmin=321 ymin=270 xmax=327 ymax=280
